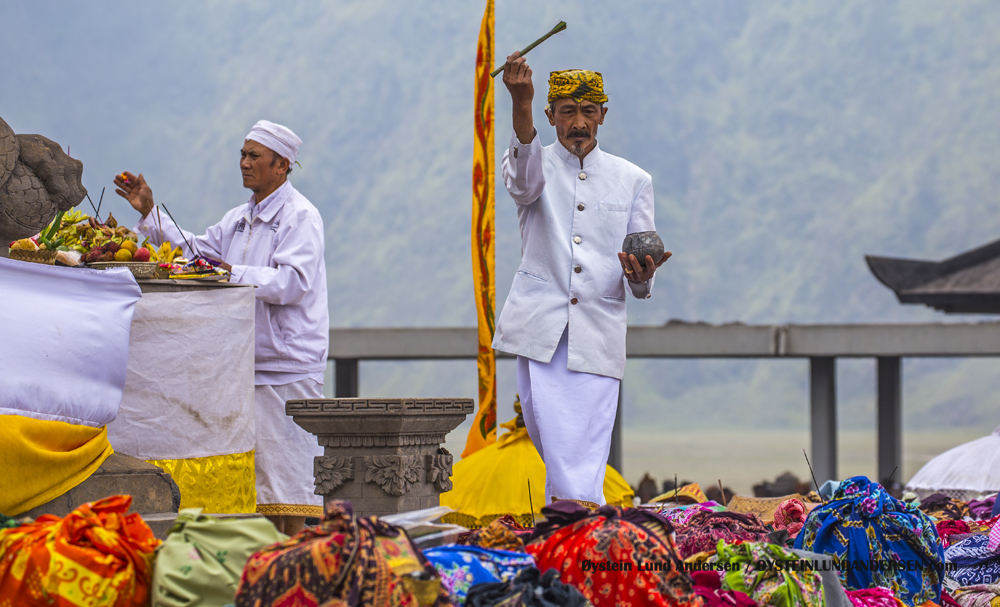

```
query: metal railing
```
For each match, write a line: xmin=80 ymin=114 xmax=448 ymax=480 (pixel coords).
xmin=326 ymin=321 xmax=1000 ymax=481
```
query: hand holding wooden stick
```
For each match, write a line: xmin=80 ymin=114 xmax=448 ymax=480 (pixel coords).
xmin=491 ymin=21 xmax=567 ymax=78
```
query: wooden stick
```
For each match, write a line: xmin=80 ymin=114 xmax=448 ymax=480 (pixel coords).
xmin=718 ymin=479 xmax=728 ymax=508
xmin=673 ymin=473 xmax=679 ymax=504
xmin=491 ymin=21 xmax=568 ymax=78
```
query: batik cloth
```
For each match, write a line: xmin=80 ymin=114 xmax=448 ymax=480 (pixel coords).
xmin=920 ymin=493 xmax=973 ymax=521
xmin=989 ymin=517 xmax=1000 ymax=552
xmin=715 ymin=542 xmax=825 ymax=607
xmin=0 ymin=495 xmax=159 ymax=607
xmin=547 ymin=69 xmax=609 ymax=104
xmin=938 ymin=520 xmax=972 ymax=547
xmin=525 ymin=501 xmax=700 ymax=607
xmin=423 ymin=546 xmax=534 ymax=605
xmin=773 ymin=498 xmax=807 ymax=538
xmin=234 ymin=500 xmax=454 ymax=607
xmin=845 ymin=587 xmax=906 ymax=607
xmin=464 ymin=567 xmax=592 ymax=607
xmin=945 ymin=534 xmax=1000 ymax=587
xmin=648 ymin=503 xmax=726 ymax=527
xmin=795 ymin=476 xmax=944 ymax=605
xmin=952 ymin=583 xmax=1000 ymax=607
xmin=672 ymin=511 xmax=770 ymax=559
xmin=457 ymin=515 xmax=529 ymax=552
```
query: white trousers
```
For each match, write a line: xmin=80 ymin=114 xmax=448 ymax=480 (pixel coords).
xmin=255 ymin=380 xmax=325 ymax=514
xmin=516 ymin=327 xmax=620 ymax=505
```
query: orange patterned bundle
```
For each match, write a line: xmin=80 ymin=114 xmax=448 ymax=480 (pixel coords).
xmin=0 ymin=495 xmax=160 ymax=607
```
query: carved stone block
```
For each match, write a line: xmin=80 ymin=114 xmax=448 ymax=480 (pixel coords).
xmin=288 ymin=398 xmax=473 ymax=518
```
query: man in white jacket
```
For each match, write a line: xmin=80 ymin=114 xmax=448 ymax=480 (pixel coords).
xmin=114 ymin=120 xmax=328 ymax=534
xmin=493 ymin=54 xmax=670 ymax=506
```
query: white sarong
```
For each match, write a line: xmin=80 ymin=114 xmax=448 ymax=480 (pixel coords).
xmin=516 ymin=327 xmax=620 ymax=505
xmin=255 ymin=379 xmax=325 ymax=517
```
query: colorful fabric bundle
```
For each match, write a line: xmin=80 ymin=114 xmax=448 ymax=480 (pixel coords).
xmin=525 ymin=501 xmax=700 ymax=607
xmin=795 ymin=476 xmax=944 ymax=606
xmin=151 ymin=509 xmax=287 ymax=607
xmin=673 ymin=511 xmax=770 ymax=558
xmin=0 ymin=495 xmax=160 ymax=607
xmin=938 ymin=520 xmax=972 ymax=547
xmin=647 ymin=502 xmax=726 ymax=527
xmin=234 ymin=500 xmax=454 ymax=607
xmin=945 ymin=534 xmax=1000 ymax=587
xmin=715 ymin=541 xmax=824 ymax=607
xmin=952 ymin=583 xmax=1000 ymax=607
xmin=773 ymin=498 xmax=807 ymax=538
xmin=457 ymin=514 xmax=528 ymax=552
xmin=920 ymin=493 xmax=973 ymax=521
xmin=464 ymin=567 xmax=591 ymax=607
xmin=423 ymin=545 xmax=534 ymax=605
xmin=690 ymin=570 xmax=756 ymax=607
xmin=845 ymin=587 xmax=906 ymax=607
xmin=969 ymin=496 xmax=997 ymax=520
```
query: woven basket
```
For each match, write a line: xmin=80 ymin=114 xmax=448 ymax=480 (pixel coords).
xmin=9 ymin=249 xmax=58 ymax=265
xmin=88 ymin=261 xmax=159 ymax=279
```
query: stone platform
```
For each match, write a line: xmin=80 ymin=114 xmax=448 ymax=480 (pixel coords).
xmin=287 ymin=398 xmax=473 ymax=518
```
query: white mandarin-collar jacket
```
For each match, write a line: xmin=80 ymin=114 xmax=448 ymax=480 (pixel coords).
xmin=134 ymin=180 xmax=329 ymax=376
xmin=492 ymin=131 xmax=656 ymax=380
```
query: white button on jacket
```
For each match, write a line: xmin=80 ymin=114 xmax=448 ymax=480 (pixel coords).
xmin=134 ymin=181 xmax=330 ymax=376
xmin=492 ymin=131 xmax=656 ymax=380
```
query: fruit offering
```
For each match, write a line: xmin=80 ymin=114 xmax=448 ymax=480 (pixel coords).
xmin=31 ymin=210 xmax=183 ymax=265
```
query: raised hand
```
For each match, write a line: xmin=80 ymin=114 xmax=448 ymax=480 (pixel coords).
xmin=503 ymin=51 xmax=536 ymax=145
xmin=114 ymin=171 xmax=155 ymax=218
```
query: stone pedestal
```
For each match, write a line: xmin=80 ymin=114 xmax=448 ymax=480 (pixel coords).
xmin=287 ymin=398 xmax=474 ymax=518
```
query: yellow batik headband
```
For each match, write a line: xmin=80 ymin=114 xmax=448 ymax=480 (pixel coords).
xmin=547 ymin=69 xmax=609 ymax=105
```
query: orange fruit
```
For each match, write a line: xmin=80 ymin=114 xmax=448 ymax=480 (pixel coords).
xmin=114 ymin=248 xmax=133 ymax=262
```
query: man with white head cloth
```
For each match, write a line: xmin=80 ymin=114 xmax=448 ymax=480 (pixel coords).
xmin=115 ymin=120 xmax=328 ymax=534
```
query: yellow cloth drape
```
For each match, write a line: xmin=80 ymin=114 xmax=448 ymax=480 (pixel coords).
xmin=464 ymin=0 xmax=497 ymax=458
xmin=0 ymin=414 xmax=113 ymax=516
xmin=146 ymin=450 xmax=257 ymax=514
xmin=443 ymin=418 xmax=634 ymax=528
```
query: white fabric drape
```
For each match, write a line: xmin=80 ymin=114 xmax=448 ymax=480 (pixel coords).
xmin=255 ymin=379 xmax=324 ymax=508
xmin=517 ymin=326 xmax=620 ymax=505
xmin=0 ymin=258 xmax=141 ymax=427
xmin=107 ymin=287 xmax=256 ymax=460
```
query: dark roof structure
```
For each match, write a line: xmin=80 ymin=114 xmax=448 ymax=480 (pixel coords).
xmin=867 ymin=238 xmax=1000 ymax=314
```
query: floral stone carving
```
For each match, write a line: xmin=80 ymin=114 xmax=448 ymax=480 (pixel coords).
xmin=364 ymin=455 xmax=422 ymax=496
xmin=426 ymin=449 xmax=454 ymax=492
xmin=314 ymin=456 xmax=354 ymax=495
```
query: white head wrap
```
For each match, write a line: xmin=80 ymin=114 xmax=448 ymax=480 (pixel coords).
xmin=245 ymin=120 xmax=302 ymax=164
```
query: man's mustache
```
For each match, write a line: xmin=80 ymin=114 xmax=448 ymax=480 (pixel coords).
xmin=567 ymin=129 xmax=591 ymax=138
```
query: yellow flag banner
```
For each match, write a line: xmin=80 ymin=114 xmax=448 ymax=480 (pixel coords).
xmin=463 ymin=0 xmax=496 ymax=458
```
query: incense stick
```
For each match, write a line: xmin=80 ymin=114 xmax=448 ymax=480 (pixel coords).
xmin=527 ymin=479 xmax=536 ymax=528
xmin=886 ymin=465 xmax=898 ymax=486
xmin=491 ymin=21 xmax=568 ymax=78
xmin=86 ymin=193 xmax=100 ymax=221
xmin=718 ymin=479 xmax=728 ymax=508
xmin=803 ymin=449 xmax=825 ymax=504
xmin=673 ymin=474 xmax=679 ymax=504
xmin=159 ymin=204 xmax=197 ymax=258
xmin=96 ymin=187 xmax=105 ymax=221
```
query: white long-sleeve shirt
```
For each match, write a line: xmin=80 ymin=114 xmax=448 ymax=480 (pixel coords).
xmin=134 ymin=180 xmax=329 ymax=383
xmin=491 ymin=132 xmax=656 ymax=380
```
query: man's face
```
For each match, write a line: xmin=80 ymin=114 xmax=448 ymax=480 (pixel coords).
xmin=545 ymin=98 xmax=608 ymax=158
xmin=240 ymin=139 xmax=287 ymax=193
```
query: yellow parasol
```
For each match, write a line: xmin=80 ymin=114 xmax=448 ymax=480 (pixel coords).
xmin=441 ymin=403 xmax=634 ymax=529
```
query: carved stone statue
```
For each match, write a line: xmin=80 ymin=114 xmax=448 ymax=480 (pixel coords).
xmin=0 ymin=116 xmax=87 ymax=257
